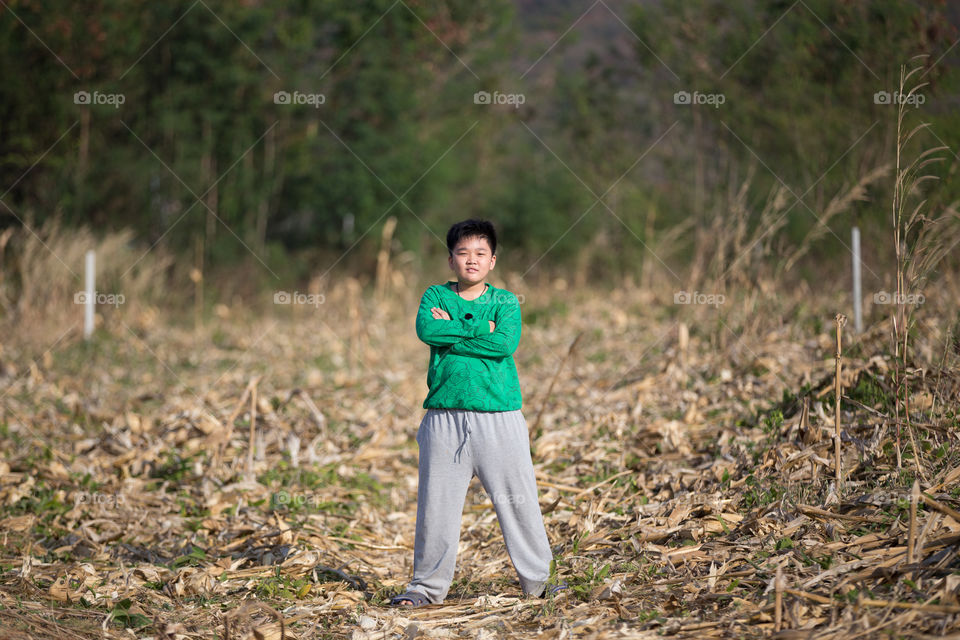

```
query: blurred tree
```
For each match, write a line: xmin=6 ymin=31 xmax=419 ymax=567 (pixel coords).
xmin=0 ymin=0 xmax=957 ymax=283
xmin=628 ymin=0 xmax=959 ymax=265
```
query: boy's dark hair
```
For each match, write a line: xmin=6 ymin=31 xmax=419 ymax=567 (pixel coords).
xmin=446 ymin=219 xmax=497 ymax=256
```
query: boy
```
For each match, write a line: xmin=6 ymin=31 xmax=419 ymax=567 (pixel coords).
xmin=390 ymin=219 xmax=554 ymax=606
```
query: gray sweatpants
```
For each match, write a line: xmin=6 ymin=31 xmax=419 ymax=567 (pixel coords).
xmin=404 ymin=408 xmax=553 ymax=603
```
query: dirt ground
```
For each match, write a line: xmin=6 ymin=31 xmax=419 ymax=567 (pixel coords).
xmin=1 ymin=276 xmax=959 ymax=639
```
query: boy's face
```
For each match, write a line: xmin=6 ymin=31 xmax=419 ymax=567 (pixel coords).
xmin=448 ymin=235 xmax=496 ymax=284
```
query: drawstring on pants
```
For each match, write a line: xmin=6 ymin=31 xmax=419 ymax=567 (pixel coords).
xmin=453 ymin=419 xmax=471 ymax=463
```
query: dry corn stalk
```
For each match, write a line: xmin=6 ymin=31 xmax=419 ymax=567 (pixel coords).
xmin=834 ymin=314 xmax=847 ymax=487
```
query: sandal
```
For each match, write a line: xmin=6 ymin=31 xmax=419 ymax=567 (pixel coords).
xmin=390 ymin=590 xmax=431 ymax=607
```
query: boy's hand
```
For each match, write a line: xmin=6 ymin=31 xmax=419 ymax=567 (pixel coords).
xmin=489 ymin=320 xmax=496 ymax=332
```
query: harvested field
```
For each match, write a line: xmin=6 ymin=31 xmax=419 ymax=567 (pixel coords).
xmin=2 ymin=275 xmax=959 ymax=639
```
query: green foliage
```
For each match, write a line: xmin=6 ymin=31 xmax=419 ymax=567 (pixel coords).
xmin=848 ymin=372 xmax=890 ymax=411
xmin=762 ymin=409 xmax=783 ymax=436
xmin=568 ymin=561 xmax=611 ymax=601
xmin=108 ymin=598 xmax=151 ymax=629
xmin=1 ymin=1 xmax=957 ymax=280
xmin=629 ymin=0 xmax=959 ymax=261
xmin=743 ymin=473 xmax=784 ymax=508
xmin=150 ymin=451 xmax=200 ymax=482
xmin=5 ymin=482 xmax=71 ymax=538
xmin=254 ymin=570 xmax=312 ymax=600
xmin=259 ymin=461 xmax=391 ymax=516
xmin=171 ymin=545 xmax=207 ymax=568
xmin=1 ymin=1 xmax=520 ymax=266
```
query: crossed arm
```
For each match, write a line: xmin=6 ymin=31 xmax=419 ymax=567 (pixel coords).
xmin=415 ymin=288 xmax=489 ymax=346
xmin=415 ymin=288 xmax=521 ymax=359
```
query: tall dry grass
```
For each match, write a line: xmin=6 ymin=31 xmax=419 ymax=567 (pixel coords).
xmin=680 ymin=158 xmax=890 ymax=317
xmin=889 ymin=57 xmax=960 ymax=471
xmin=1 ymin=216 xmax=173 ymax=358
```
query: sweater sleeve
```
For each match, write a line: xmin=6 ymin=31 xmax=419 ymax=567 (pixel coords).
xmin=446 ymin=295 xmax=521 ymax=359
xmin=416 ymin=287 xmax=488 ymax=346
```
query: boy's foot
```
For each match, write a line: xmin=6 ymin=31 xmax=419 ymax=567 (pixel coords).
xmin=531 ymin=581 xmax=568 ymax=598
xmin=389 ymin=590 xmax=430 ymax=607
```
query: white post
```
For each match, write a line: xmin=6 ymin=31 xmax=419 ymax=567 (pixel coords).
xmin=851 ymin=226 xmax=862 ymax=333
xmin=84 ymin=250 xmax=95 ymax=339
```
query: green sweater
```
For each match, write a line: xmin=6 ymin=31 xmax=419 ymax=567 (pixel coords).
xmin=415 ymin=281 xmax=523 ymax=411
